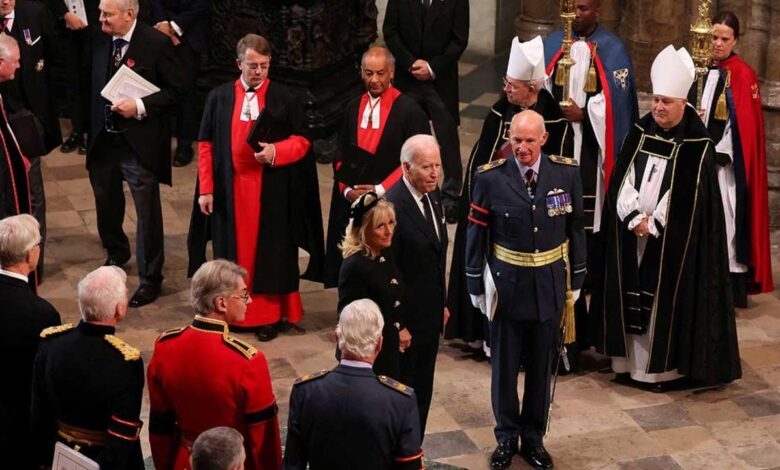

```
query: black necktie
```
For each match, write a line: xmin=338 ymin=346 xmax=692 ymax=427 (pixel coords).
xmin=525 ymin=169 xmax=536 ymax=197
xmin=421 ymin=194 xmax=438 ymax=239
xmin=113 ymin=38 xmax=128 ymax=68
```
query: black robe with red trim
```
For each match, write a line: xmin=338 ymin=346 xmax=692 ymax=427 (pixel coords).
xmin=591 ymin=107 xmax=741 ymax=385
xmin=0 ymin=96 xmax=31 ymax=219
xmin=186 ymin=81 xmax=324 ymax=293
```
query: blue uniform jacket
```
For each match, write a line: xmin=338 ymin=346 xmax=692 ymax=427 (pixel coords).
xmin=465 ymin=154 xmax=586 ymax=322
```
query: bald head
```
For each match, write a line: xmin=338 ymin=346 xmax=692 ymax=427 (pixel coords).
xmin=509 ymin=110 xmax=548 ymax=166
xmin=361 ymin=47 xmax=395 ymax=70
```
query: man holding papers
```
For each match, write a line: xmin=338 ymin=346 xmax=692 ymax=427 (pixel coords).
xmin=187 ymin=34 xmax=324 ymax=342
xmin=87 ymin=0 xmax=184 ymax=307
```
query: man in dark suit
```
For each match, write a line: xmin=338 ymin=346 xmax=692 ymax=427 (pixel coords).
xmin=88 ymin=0 xmax=184 ymax=307
xmin=466 ymin=111 xmax=586 ymax=470
xmin=383 ymin=0 xmax=469 ymax=222
xmin=283 ymin=298 xmax=424 ymax=470
xmin=0 ymin=0 xmax=61 ymax=281
xmin=45 ymin=0 xmax=100 ymax=154
xmin=0 ymin=214 xmax=60 ymax=470
xmin=386 ymin=134 xmax=448 ymax=439
xmin=151 ymin=0 xmax=210 ymax=166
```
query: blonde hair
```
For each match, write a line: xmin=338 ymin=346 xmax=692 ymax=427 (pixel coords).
xmin=339 ymin=194 xmax=395 ymax=260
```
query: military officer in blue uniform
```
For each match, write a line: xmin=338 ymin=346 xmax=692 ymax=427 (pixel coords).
xmin=283 ymin=299 xmax=423 ymax=470
xmin=466 ymin=110 xmax=586 ymax=470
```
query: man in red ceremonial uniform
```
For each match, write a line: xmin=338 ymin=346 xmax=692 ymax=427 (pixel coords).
xmin=187 ymin=34 xmax=324 ymax=342
xmin=324 ymin=46 xmax=430 ymax=287
xmin=148 ymin=260 xmax=282 ymax=470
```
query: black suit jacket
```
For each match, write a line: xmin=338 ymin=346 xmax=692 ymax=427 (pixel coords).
xmin=88 ymin=21 xmax=185 ymax=185
xmin=383 ymin=0 xmax=469 ymax=124
xmin=0 ymin=0 xmax=61 ymax=154
xmin=386 ymin=182 xmax=448 ymax=337
xmin=0 ymin=273 xmax=60 ymax=468
xmin=150 ymin=0 xmax=211 ymax=53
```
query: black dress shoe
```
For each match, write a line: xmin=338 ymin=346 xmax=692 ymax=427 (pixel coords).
xmin=613 ymin=372 xmax=633 ymax=385
xmin=129 ymin=284 xmax=161 ymax=308
xmin=255 ymin=324 xmax=278 ymax=342
xmin=104 ymin=254 xmax=131 ymax=267
xmin=490 ymin=440 xmax=518 ymax=470
xmin=520 ymin=445 xmax=554 ymax=469
xmin=78 ymin=143 xmax=87 ymax=155
xmin=60 ymin=133 xmax=83 ymax=153
xmin=172 ymin=146 xmax=194 ymax=167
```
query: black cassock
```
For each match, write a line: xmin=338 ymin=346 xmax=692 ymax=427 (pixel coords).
xmin=446 ymin=89 xmax=573 ymax=342
xmin=187 ymin=81 xmax=324 ymax=293
xmin=591 ymin=107 xmax=741 ymax=385
xmin=0 ymin=98 xmax=30 ymax=219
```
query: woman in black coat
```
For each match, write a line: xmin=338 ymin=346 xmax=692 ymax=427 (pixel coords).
xmin=338 ymin=192 xmax=411 ymax=380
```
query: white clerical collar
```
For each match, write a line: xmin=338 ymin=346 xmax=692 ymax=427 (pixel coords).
xmin=0 ymin=268 xmax=28 ymax=283
xmin=114 ymin=19 xmax=137 ymax=43
xmin=240 ymin=76 xmax=264 ymax=92
xmin=340 ymin=359 xmax=373 ymax=369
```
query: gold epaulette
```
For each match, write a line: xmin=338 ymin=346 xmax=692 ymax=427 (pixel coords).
xmin=548 ymin=154 xmax=578 ymax=167
xmin=157 ymin=326 xmax=187 ymax=342
xmin=223 ymin=335 xmax=257 ymax=360
xmin=294 ymin=369 xmax=330 ymax=386
xmin=40 ymin=323 xmax=75 ymax=338
xmin=377 ymin=375 xmax=414 ymax=396
xmin=477 ymin=158 xmax=506 ymax=173
xmin=104 ymin=335 xmax=141 ymax=361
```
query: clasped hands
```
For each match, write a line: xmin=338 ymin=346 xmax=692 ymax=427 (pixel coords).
xmin=633 ymin=215 xmax=652 ymax=238
xmin=154 ymin=21 xmax=181 ymax=46
xmin=410 ymin=59 xmax=433 ymax=81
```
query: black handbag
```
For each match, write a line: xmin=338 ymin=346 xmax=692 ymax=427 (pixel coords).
xmin=7 ymin=109 xmax=47 ymax=158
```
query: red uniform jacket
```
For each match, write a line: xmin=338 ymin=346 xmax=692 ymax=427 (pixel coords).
xmin=147 ymin=316 xmax=282 ymax=469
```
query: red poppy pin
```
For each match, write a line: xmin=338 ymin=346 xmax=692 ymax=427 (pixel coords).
xmin=126 ymin=58 xmax=135 ymax=68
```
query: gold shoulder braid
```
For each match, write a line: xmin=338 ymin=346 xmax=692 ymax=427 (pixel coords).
xmin=223 ymin=335 xmax=257 ymax=360
xmin=40 ymin=323 xmax=75 ymax=338
xmin=104 ymin=335 xmax=141 ymax=361
xmin=157 ymin=326 xmax=187 ymax=342
xmin=377 ymin=375 xmax=414 ymax=396
xmin=294 ymin=369 xmax=330 ymax=386
xmin=548 ymin=155 xmax=578 ymax=167
xmin=477 ymin=158 xmax=506 ymax=173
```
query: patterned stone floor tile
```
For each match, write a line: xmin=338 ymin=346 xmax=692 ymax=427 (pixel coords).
xmin=742 ymin=345 xmax=780 ymax=371
xmin=648 ymin=425 xmax=720 ymax=454
xmin=617 ymin=455 xmax=683 ymax=470
xmin=422 ymin=430 xmax=480 ymax=460
xmin=672 ymin=447 xmax=754 ymax=470
xmin=733 ymin=391 xmax=780 ymax=418
xmin=626 ymin=403 xmax=697 ymax=432
xmin=424 ymin=404 xmax=463 ymax=435
xmin=731 ymin=442 xmax=780 ymax=469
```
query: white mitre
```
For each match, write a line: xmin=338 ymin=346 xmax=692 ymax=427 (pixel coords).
xmin=506 ymin=36 xmax=546 ymax=81
xmin=651 ymin=45 xmax=696 ymax=99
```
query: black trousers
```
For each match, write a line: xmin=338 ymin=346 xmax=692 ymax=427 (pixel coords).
xmin=402 ymin=82 xmax=462 ymax=207
xmin=173 ymin=43 xmax=200 ymax=147
xmin=491 ymin=316 xmax=556 ymax=447
xmin=60 ymin=28 xmax=94 ymax=137
xmin=88 ymin=133 xmax=164 ymax=285
xmin=400 ymin=330 xmax=440 ymax=439
xmin=28 ymin=156 xmax=46 ymax=280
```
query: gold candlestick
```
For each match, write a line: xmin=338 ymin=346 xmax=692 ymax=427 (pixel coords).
xmin=555 ymin=0 xmax=577 ymax=108
xmin=689 ymin=0 xmax=713 ymax=109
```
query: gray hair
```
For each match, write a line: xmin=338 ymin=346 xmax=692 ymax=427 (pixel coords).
xmin=0 ymin=214 xmax=39 ymax=267
xmin=361 ymin=47 xmax=396 ymax=70
xmin=337 ymin=299 xmax=385 ymax=358
xmin=399 ymin=134 xmax=439 ymax=166
xmin=0 ymin=33 xmax=18 ymax=61
xmin=523 ymin=78 xmax=546 ymax=91
xmin=115 ymin=0 xmax=139 ymax=13
xmin=191 ymin=260 xmax=247 ymax=315
xmin=78 ymin=267 xmax=128 ymax=322
xmin=191 ymin=427 xmax=245 ymax=470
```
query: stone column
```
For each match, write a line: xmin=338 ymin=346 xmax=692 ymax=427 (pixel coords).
xmin=514 ymin=0 xmax=557 ymax=41
xmin=598 ymin=0 xmax=621 ymax=33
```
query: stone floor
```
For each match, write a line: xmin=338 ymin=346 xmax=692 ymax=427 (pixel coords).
xmin=36 ymin=52 xmax=780 ymax=469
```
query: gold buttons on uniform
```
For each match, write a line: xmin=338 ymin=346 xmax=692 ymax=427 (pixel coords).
xmin=532 ymin=204 xmax=536 ymax=210
xmin=390 ymin=278 xmax=398 ymax=285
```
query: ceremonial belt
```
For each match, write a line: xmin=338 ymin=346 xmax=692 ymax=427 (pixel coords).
xmin=57 ymin=421 xmax=108 ymax=447
xmin=494 ymin=241 xmax=569 ymax=267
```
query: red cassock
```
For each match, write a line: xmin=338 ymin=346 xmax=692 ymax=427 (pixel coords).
xmin=147 ymin=316 xmax=282 ymax=470
xmin=198 ymin=80 xmax=311 ymax=327
xmin=717 ymin=54 xmax=774 ymax=293
xmin=336 ymin=86 xmax=404 ymax=194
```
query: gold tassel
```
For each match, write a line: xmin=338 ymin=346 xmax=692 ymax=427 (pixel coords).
xmin=584 ymin=59 xmax=597 ymax=93
xmin=555 ymin=62 xmax=567 ymax=87
xmin=714 ymin=69 xmax=730 ymax=121
xmin=561 ymin=291 xmax=576 ymax=344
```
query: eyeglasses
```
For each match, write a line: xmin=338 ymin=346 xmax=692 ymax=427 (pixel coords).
xmin=226 ymin=292 xmax=251 ymax=304
xmin=502 ymin=77 xmax=518 ymax=92
xmin=104 ymin=104 xmax=126 ymax=134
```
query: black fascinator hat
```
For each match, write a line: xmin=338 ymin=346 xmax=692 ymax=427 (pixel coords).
xmin=349 ymin=191 xmax=379 ymax=228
